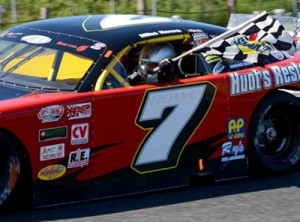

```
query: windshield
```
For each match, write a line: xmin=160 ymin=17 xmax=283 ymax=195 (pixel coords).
xmin=0 ymin=39 xmax=94 ymax=91
xmin=0 ymin=27 xmax=109 ymax=92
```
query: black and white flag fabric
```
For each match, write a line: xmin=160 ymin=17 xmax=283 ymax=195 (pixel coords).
xmin=196 ymin=11 xmax=296 ymax=64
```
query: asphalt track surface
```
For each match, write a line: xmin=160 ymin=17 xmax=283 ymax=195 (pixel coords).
xmin=1 ymin=171 xmax=300 ymax=222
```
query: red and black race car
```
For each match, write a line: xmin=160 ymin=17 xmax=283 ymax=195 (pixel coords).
xmin=1 ymin=12 xmax=300 ymax=209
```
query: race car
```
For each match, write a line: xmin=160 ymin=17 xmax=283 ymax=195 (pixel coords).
xmin=1 ymin=12 xmax=300 ymax=209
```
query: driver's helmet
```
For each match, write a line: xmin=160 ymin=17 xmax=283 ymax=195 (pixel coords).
xmin=139 ymin=42 xmax=176 ymax=72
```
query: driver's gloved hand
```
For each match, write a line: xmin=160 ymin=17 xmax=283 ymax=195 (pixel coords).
xmin=128 ymin=65 xmax=148 ymax=85
xmin=157 ymin=59 xmax=175 ymax=82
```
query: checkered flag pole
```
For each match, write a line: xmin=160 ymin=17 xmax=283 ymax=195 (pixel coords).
xmin=170 ymin=11 xmax=296 ymax=65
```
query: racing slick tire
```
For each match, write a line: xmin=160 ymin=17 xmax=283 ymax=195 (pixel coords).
xmin=248 ymin=91 xmax=300 ymax=175
xmin=0 ymin=132 xmax=22 ymax=209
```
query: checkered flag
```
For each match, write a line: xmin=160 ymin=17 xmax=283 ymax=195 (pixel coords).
xmin=154 ymin=11 xmax=296 ymax=73
xmin=195 ymin=11 xmax=296 ymax=64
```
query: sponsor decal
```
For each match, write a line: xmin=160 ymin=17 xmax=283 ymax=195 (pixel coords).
xmin=3 ymin=32 xmax=23 ymax=39
xmin=39 ymin=126 xmax=67 ymax=142
xmin=192 ymin=31 xmax=210 ymax=45
xmin=67 ymin=148 xmax=90 ymax=168
xmin=270 ymin=50 xmax=285 ymax=60
xmin=104 ymin=50 xmax=113 ymax=58
xmin=90 ymin=42 xmax=106 ymax=50
xmin=188 ymin=29 xmax=204 ymax=33
xmin=230 ymin=62 xmax=300 ymax=96
xmin=56 ymin=41 xmax=88 ymax=52
xmin=227 ymin=118 xmax=245 ymax=140
xmin=229 ymin=61 xmax=250 ymax=69
xmin=158 ymin=29 xmax=182 ymax=35
xmin=230 ymin=70 xmax=272 ymax=96
xmin=270 ymin=62 xmax=300 ymax=86
xmin=205 ymin=55 xmax=221 ymax=64
xmin=139 ymin=29 xmax=181 ymax=38
xmin=38 ymin=164 xmax=66 ymax=181
xmin=67 ymin=103 xmax=92 ymax=120
xmin=212 ymin=61 xmax=225 ymax=74
xmin=38 ymin=105 xmax=64 ymax=123
xmin=71 ymin=123 xmax=89 ymax=145
xmin=232 ymin=35 xmax=273 ymax=55
xmin=76 ymin=45 xmax=89 ymax=52
xmin=139 ymin=32 xmax=159 ymax=38
xmin=40 ymin=143 xmax=65 ymax=161
xmin=221 ymin=141 xmax=245 ymax=162
xmin=21 ymin=35 xmax=52 ymax=44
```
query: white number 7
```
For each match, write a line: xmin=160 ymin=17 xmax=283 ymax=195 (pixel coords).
xmin=132 ymin=83 xmax=216 ymax=174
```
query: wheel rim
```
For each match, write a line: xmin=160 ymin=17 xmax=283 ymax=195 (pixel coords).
xmin=255 ymin=108 xmax=292 ymax=160
xmin=0 ymin=146 xmax=8 ymax=185
xmin=0 ymin=143 xmax=20 ymax=205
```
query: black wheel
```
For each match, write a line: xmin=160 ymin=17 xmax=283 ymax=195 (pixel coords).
xmin=0 ymin=132 xmax=21 ymax=208
xmin=248 ymin=92 xmax=300 ymax=174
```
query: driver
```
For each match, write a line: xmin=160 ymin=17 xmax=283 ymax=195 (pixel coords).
xmin=128 ymin=42 xmax=177 ymax=85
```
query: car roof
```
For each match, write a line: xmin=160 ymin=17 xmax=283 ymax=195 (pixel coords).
xmin=14 ymin=14 xmax=227 ymax=51
xmin=3 ymin=14 xmax=228 ymax=92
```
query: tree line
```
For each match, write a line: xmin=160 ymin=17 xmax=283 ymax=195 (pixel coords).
xmin=0 ymin=0 xmax=295 ymax=30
